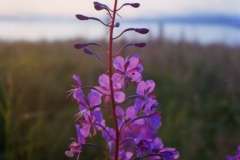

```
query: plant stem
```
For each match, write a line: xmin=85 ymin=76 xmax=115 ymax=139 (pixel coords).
xmin=108 ymin=0 xmax=119 ymax=159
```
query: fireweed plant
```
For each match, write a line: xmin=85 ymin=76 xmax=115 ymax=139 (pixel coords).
xmin=65 ymin=1 xmax=179 ymax=160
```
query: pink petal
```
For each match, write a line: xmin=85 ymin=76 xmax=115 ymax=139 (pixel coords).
xmin=114 ymin=91 xmax=125 ymax=103
xmin=136 ymin=81 xmax=145 ymax=96
xmin=98 ymin=74 xmax=109 ymax=89
xmin=88 ymin=92 xmax=101 ymax=107
xmin=113 ymin=56 xmax=124 ymax=71
xmin=93 ymin=110 xmax=103 ymax=123
xmin=127 ymin=57 xmax=139 ymax=71
xmin=116 ymin=106 xmax=125 ymax=118
xmin=145 ymin=80 xmax=155 ymax=95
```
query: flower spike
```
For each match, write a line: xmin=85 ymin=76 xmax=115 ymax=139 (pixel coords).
xmin=66 ymin=0 xmax=179 ymax=159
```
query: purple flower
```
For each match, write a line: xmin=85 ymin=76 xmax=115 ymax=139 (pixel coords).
xmin=116 ymin=106 xmax=137 ymax=123
xmin=93 ymin=74 xmax=125 ymax=103
xmin=66 ymin=75 xmax=84 ymax=101
xmin=150 ymin=137 xmax=179 ymax=160
xmin=65 ymin=142 xmax=81 ymax=158
xmin=134 ymin=134 xmax=152 ymax=156
xmin=79 ymin=117 xmax=106 ymax=138
xmin=147 ymin=112 xmax=161 ymax=129
xmin=118 ymin=150 xmax=133 ymax=160
xmin=134 ymin=80 xmax=158 ymax=113
xmin=102 ymin=127 xmax=116 ymax=154
xmin=159 ymin=148 xmax=179 ymax=160
xmin=226 ymin=145 xmax=240 ymax=160
xmin=65 ymin=124 xmax=85 ymax=158
xmin=75 ymin=91 xmax=103 ymax=124
xmin=112 ymin=54 xmax=143 ymax=88
xmin=102 ymin=127 xmax=116 ymax=142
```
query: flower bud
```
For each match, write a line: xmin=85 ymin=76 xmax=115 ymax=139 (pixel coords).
xmin=82 ymin=48 xmax=93 ymax=54
xmin=114 ymin=22 xmax=120 ymax=28
xmin=135 ymin=28 xmax=149 ymax=34
xmin=76 ymin=14 xmax=89 ymax=20
xmin=134 ymin=42 xmax=146 ymax=48
xmin=131 ymin=3 xmax=140 ymax=8
xmin=94 ymin=3 xmax=103 ymax=11
xmin=74 ymin=43 xmax=88 ymax=49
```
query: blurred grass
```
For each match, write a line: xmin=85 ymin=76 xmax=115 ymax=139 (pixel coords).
xmin=0 ymin=38 xmax=240 ymax=160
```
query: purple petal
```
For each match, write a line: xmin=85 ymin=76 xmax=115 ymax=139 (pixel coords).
xmin=80 ymin=125 xmax=91 ymax=138
xmin=72 ymin=75 xmax=82 ymax=86
xmin=126 ymin=106 xmax=136 ymax=119
xmin=137 ymin=63 xmax=144 ymax=72
xmin=128 ymin=71 xmax=142 ymax=82
xmin=134 ymin=98 xmax=144 ymax=113
xmin=96 ymin=119 xmax=106 ymax=130
xmin=114 ymin=91 xmax=125 ymax=103
xmin=88 ymin=92 xmax=101 ymax=107
xmin=112 ymin=73 xmax=123 ymax=89
xmin=152 ymin=137 xmax=163 ymax=150
xmin=145 ymin=80 xmax=155 ymax=95
xmin=136 ymin=81 xmax=145 ymax=95
xmin=98 ymin=74 xmax=109 ymax=89
xmin=133 ymin=54 xmax=140 ymax=58
xmin=113 ymin=56 xmax=124 ymax=71
xmin=125 ymin=152 xmax=133 ymax=159
xmin=116 ymin=106 xmax=125 ymax=118
xmin=226 ymin=155 xmax=234 ymax=160
xmin=93 ymin=110 xmax=103 ymax=123
xmin=172 ymin=151 xmax=180 ymax=159
xmin=127 ymin=57 xmax=139 ymax=71
xmin=117 ymin=119 xmax=122 ymax=128
xmin=150 ymin=114 xmax=161 ymax=128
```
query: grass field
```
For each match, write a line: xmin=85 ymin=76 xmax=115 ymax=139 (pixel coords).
xmin=0 ymin=38 xmax=240 ymax=160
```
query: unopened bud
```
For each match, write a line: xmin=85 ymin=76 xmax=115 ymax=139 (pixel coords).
xmin=74 ymin=43 xmax=88 ymax=49
xmin=131 ymin=3 xmax=140 ymax=8
xmin=82 ymin=48 xmax=93 ymax=54
xmin=135 ymin=28 xmax=149 ymax=34
xmin=115 ymin=22 xmax=120 ymax=28
xmin=94 ymin=4 xmax=103 ymax=10
xmin=76 ymin=14 xmax=89 ymax=20
xmin=134 ymin=42 xmax=146 ymax=48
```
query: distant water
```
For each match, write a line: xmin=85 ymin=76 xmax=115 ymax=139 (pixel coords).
xmin=1 ymin=18 xmax=240 ymax=46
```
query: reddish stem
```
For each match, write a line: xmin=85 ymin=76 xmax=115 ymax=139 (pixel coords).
xmin=108 ymin=0 xmax=119 ymax=159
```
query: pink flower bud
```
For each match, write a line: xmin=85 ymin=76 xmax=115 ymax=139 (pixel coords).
xmin=76 ymin=14 xmax=89 ymax=20
xmin=135 ymin=28 xmax=149 ymax=34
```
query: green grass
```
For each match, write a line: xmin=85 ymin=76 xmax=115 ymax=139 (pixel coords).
xmin=0 ymin=38 xmax=240 ymax=160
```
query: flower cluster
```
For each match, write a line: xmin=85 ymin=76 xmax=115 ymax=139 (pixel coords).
xmin=226 ymin=146 xmax=240 ymax=160
xmin=65 ymin=1 xmax=179 ymax=160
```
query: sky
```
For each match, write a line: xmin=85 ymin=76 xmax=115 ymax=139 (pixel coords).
xmin=1 ymin=0 xmax=240 ymax=19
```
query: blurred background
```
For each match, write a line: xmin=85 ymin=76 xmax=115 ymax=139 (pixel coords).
xmin=0 ymin=0 xmax=240 ymax=159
